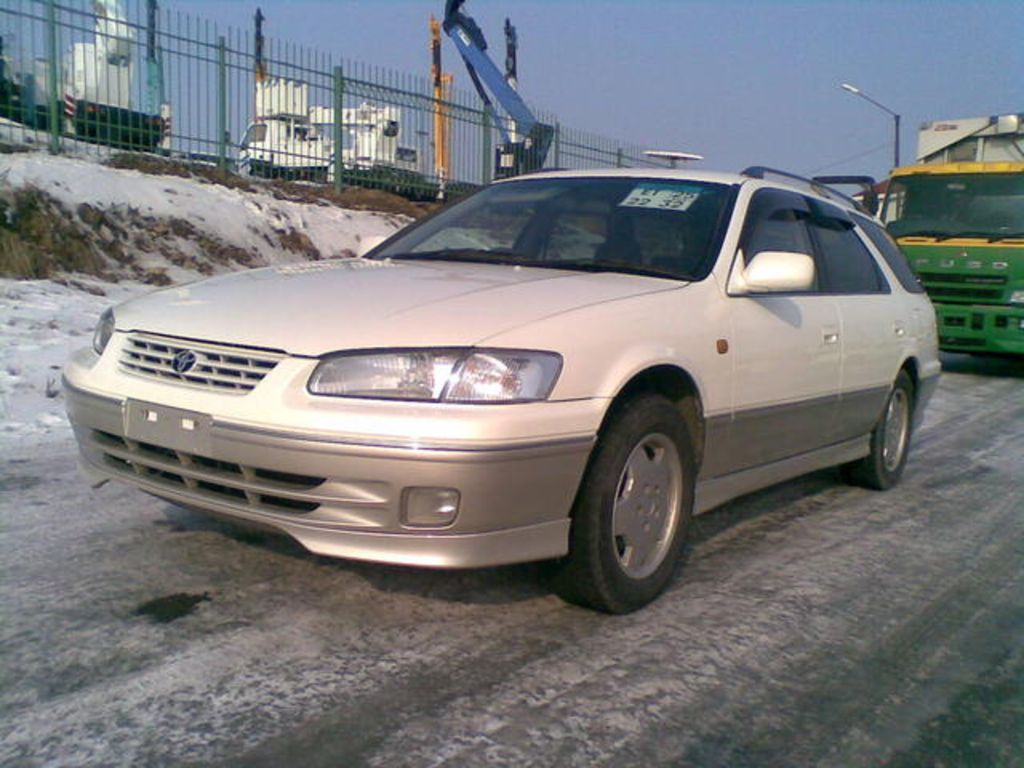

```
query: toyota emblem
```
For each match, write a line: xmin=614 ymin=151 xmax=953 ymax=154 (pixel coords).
xmin=171 ymin=349 xmax=198 ymax=374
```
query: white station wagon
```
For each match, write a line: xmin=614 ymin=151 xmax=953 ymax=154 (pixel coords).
xmin=65 ymin=168 xmax=940 ymax=612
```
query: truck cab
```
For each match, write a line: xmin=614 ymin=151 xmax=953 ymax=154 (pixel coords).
xmin=881 ymin=115 xmax=1024 ymax=356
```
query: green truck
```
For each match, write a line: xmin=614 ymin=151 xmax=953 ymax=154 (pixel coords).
xmin=881 ymin=114 xmax=1024 ymax=356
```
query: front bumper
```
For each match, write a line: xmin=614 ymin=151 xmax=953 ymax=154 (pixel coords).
xmin=65 ymin=377 xmax=597 ymax=569
xmin=934 ymin=303 xmax=1024 ymax=356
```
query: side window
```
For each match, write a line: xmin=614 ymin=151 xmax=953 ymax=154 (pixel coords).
xmin=854 ymin=214 xmax=926 ymax=294
xmin=242 ymin=123 xmax=267 ymax=147
xmin=739 ymin=189 xmax=814 ymax=266
xmin=807 ymin=203 xmax=887 ymax=294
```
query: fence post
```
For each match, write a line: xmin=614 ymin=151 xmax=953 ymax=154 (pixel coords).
xmin=553 ymin=122 xmax=561 ymax=168
xmin=616 ymin=146 xmax=624 ymax=168
xmin=481 ymin=107 xmax=492 ymax=185
xmin=333 ymin=66 xmax=344 ymax=192
xmin=217 ymin=36 xmax=227 ymax=171
xmin=46 ymin=0 xmax=61 ymax=154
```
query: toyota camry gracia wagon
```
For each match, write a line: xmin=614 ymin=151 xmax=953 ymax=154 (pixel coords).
xmin=65 ymin=167 xmax=940 ymax=612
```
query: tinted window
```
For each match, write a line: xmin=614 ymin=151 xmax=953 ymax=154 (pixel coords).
xmin=375 ymin=178 xmax=735 ymax=280
xmin=807 ymin=206 xmax=886 ymax=294
xmin=545 ymin=209 xmax=608 ymax=262
xmin=854 ymin=214 xmax=925 ymax=293
xmin=740 ymin=189 xmax=814 ymax=265
xmin=882 ymin=172 xmax=1024 ymax=238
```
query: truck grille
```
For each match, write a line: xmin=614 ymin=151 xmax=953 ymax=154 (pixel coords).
xmin=918 ymin=285 xmax=1003 ymax=301
xmin=89 ymin=429 xmax=324 ymax=515
xmin=940 ymin=336 xmax=986 ymax=349
xmin=917 ymin=272 xmax=1007 ymax=286
xmin=120 ymin=334 xmax=284 ymax=393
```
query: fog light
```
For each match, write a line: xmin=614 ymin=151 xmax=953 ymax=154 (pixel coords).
xmin=401 ymin=487 xmax=460 ymax=528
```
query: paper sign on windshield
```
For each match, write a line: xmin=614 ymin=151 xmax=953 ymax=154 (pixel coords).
xmin=619 ymin=183 xmax=701 ymax=211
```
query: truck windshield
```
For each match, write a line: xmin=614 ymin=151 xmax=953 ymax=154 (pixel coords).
xmin=883 ymin=172 xmax=1024 ymax=240
xmin=372 ymin=177 xmax=735 ymax=280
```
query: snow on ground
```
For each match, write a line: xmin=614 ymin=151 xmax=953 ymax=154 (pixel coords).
xmin=1 ymin=151 xmax=406 ymax=268
xmin=0 ymin=150 xmax=412 ymax=450
xmin=0 ymin=277 xmax=138 ymax=447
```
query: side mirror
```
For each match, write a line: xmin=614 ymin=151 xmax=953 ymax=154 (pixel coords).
xmin=741 ymin=250 xmax=815 ymax=293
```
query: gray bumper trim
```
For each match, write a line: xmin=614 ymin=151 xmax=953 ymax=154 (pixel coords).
xmin=62 ymin=378 xmax=595 ymax=455
xmin=64 ymin=378 xmax=591 ymax=568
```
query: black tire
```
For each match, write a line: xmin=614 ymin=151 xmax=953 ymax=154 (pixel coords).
xmin=842 ymin=369 xmax=915 ymax=490
xmin=551 ymin=394 xmax=695 ymax=614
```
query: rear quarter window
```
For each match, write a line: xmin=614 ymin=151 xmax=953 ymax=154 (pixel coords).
xmin=806 ymin=201 xmax=886 ymax=294
xmin=854 ymin=214 xmax=926 ymax=294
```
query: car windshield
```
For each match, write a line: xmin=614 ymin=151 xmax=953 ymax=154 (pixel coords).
xmin=372 ymin=177 xmax=735 ymax=280
xmin=882 ymin=172 xmax=1024 ymax=240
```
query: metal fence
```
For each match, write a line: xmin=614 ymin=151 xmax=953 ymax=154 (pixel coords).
xmin=0 ymin=0 xmax=664 ymax=199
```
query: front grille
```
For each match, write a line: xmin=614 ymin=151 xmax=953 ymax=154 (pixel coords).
xmin=120 ymin=333 xmax=284 ymax=393
xmin=90 ymin=429 xmax=324 ymax=515
xmin=920 ymin=285 xmax=1003 ymax=300
xmin=940 ymin=336 xmax=986 ymax=348
xmin=917 ymin=272 xmax=1007 ymax=286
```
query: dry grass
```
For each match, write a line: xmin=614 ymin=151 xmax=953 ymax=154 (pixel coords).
xmin=104 ymin=152 xmax=439 ymax=218
xmin=0 ymin=188 xmax=110 ymax=279
xmin=0 ymin=152 xmax=443 ymax=282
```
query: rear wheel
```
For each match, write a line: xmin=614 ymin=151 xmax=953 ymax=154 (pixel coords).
xmin=842 ymin=369 xmax=915 ymax=490
xmin=551 ymin=394 xmax=695 ymax=613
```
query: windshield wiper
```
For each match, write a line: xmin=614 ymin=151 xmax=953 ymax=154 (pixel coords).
xmin=384 ymin=248 xmax=529 ymax=265
xmin=552 ymin=260 xmax=688 ymax=280
xmin=896 ymin=229 xmax=955 ymax=239
xmin=947 ymin=231 xmax=1024 ymax=242
xmin=384 ymin=250 xmax=688 ymax=280
xmin=897 ymin=229 xmax=1024 ymax=242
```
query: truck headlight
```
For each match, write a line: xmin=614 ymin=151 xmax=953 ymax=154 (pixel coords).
xmin=92 ymin=308 xmax=115 ymax=355
xmin=307 ymin=349 xmax=562 ymax=403
xmin=1010 ymin=290 xmax=1024 ymax=305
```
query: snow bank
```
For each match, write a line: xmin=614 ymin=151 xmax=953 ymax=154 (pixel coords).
xmin=0 ymin=152 xmax=413 ymax=449
xmin=1 ymin=153 xmax=406 ymax=271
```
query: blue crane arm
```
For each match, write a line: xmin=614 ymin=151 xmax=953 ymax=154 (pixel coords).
xmin=443 ymin=0 xmax=537 ymax=144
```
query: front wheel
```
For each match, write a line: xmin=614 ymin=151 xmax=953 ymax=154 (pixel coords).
xmin=551 ymin=394 xmax=695 ymax=613
xmin=842 ymin=369 xmax=915 ymax=490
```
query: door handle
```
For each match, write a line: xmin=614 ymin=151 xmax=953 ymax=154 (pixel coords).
xmin=894 ymin=321 xmax=906 ymax=338
xmin=823 ymin=331 xmax=839 ymax=345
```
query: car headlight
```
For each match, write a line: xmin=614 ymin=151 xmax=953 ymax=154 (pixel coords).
xmin=92 ymin=308 xmax=115 ymax=355
xmin=307 ymin=349 xmax=562 ymax=403
xmin=1010 ymin=290 xmax=1024 ymax=305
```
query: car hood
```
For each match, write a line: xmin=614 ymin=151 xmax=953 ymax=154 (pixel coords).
xmin=114 ymin=259 xmax=684 ymax=356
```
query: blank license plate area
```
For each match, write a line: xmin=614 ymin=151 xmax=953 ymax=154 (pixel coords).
xmin=124 ymin=400 xmax=213 ymax=455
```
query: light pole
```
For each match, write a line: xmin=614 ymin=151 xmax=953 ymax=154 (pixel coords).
xmin=841 ymin=82 xmax=901 ymax=168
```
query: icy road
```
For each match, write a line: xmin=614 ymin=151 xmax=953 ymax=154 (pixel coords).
xmin=1 ymin=354 xmax=1022 ymax=767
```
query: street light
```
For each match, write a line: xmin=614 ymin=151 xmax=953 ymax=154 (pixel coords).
xmin=841 ymin=82 xmax=901 ymax=168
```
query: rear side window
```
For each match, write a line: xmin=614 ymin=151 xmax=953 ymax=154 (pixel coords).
xmin=807 ymin=202 xmax=887 ymax=294
xmin=854 ymin=214 xmax=926 ymax=294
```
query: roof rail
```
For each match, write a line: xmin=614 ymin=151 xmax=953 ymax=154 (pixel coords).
xmin=811 ymin=174 xmax=876 ymax=189
xmin=811 ymin=175 xmax=879 ymax=215
xmin=741 ymin=166 xmax=865 ymax=211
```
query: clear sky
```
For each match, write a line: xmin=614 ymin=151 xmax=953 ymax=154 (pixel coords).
xmin=176 ymin=0 xmax=1022 ymax=183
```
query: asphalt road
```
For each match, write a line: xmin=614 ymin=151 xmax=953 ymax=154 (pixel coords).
xmin=2 ymin=353 xmax=1022 ymax=767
